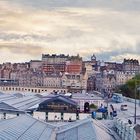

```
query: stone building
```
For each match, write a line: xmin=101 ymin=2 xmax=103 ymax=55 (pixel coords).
xmin=87 ymin=76 xmax=96 ymax=92
xmin=30 ymin=60 xmax=42 ymax=70
xmin=61 ymin=72 xmax=87 ymax=93
xmin=65 ymin=55 xmax=82 ymax=74
xmin=42 ymin=54 xmax=69 ymax=64
xmin=123 ymin=59 xmax=139 ymax=73
xmin=116 ymin=71 xmax=135 ymax=85
xmin=43 ymin=75 xmax=62 ymax=88
xmin=42 ymin=63 xmax=66 ymax=75
xmin=95 ymin=68 xmax=116 ymax=94
xmin=42 ymin=54 xmax=67 ymax=75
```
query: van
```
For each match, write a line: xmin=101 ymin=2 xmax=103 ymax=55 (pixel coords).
xmin=120 ymin=105 xmax=128 ymax=111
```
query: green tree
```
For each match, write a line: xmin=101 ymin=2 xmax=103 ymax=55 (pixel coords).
xmin=119 ymin=84 xmax=130 ymax=97
xmin=89 ymin=104 xmax=97 ymax=109
xmin=117 ymin=74 xmax=140 ymax=99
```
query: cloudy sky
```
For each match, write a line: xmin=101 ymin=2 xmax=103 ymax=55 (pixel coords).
xmin=0 ymin=0 xmax=140 ymax=63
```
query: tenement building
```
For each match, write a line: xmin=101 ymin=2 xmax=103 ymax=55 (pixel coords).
xmin=123 ymin=59 xmax=139 ymax=73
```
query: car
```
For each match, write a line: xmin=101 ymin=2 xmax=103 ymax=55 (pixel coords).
xmin=120 ymin=104 xmax=128 ymax=111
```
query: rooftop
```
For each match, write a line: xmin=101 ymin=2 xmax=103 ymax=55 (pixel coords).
xmin=40 ymin=95 xmax=78 ymax=107
xmin=0 ymin=114 xmax=97 ymax=140
xmin=72 ymin=93 xmax=103 ymax=100
xmin=0 ymin=94 xmax=17 ymax=102
xmin=0 ymin=94 xmax=43 ymax=111
xmin=3 ymin=95 xmax=42 ymax=111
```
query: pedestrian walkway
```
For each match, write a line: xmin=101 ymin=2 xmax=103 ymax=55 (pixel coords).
xmin=93 ymin=119 xmax=121 ymax=140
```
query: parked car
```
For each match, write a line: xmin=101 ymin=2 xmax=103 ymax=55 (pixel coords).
xmin=120 ymin=104 xmax=128 ymax=111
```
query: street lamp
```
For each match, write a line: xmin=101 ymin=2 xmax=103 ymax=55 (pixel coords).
xmin=137 ymin=87 xmax=140 ymax=107
xmin=134 ymin=80 xmax=140 ymax=124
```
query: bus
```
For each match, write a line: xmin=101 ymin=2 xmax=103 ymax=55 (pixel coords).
xmin=112 ymin=93 xmax=123 ymax=103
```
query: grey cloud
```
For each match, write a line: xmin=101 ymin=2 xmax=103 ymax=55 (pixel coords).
xmin=96 ymin=41 xmax=140 ymax=61
xmin=1 ymin=0 xmax=140 ymax=63
xmin=8 ymin=0 xmax=140 ymax=11
xmin=0 ymin=32 xmax=57 ymax=42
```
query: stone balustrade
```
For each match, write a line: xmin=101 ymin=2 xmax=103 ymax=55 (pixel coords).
xmin=115 ymin=118 xmax=137 ymax=140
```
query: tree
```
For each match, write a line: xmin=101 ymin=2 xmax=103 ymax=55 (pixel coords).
xmin=89 ymin=104 xmax=97 ymax=109
xmin=117 ymin=74 xmax=140 ymax=99
xmin=119 ymin=84 xmax=130 ymax=97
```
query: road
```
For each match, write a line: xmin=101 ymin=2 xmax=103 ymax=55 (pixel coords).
xmin=108 ymin=100 xmax=140 ymax=124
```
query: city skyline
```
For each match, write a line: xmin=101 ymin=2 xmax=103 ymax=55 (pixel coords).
xmin=0 ymin=0 xmax=140 ymax=63
xmin=0 ymin=53 xmax=138 ymax=64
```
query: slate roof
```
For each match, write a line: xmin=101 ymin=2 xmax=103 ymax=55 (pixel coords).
xmin=0 ymin=114 xmax=97 ymax=140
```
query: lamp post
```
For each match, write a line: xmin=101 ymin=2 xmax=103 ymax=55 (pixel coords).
xmin=134 ymin=79 xmax=137 ymax=124
xmin=134 ymin=79 xmax=140 ymax=124
xmin=138 ymin=87 xmax=140 ymax=107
